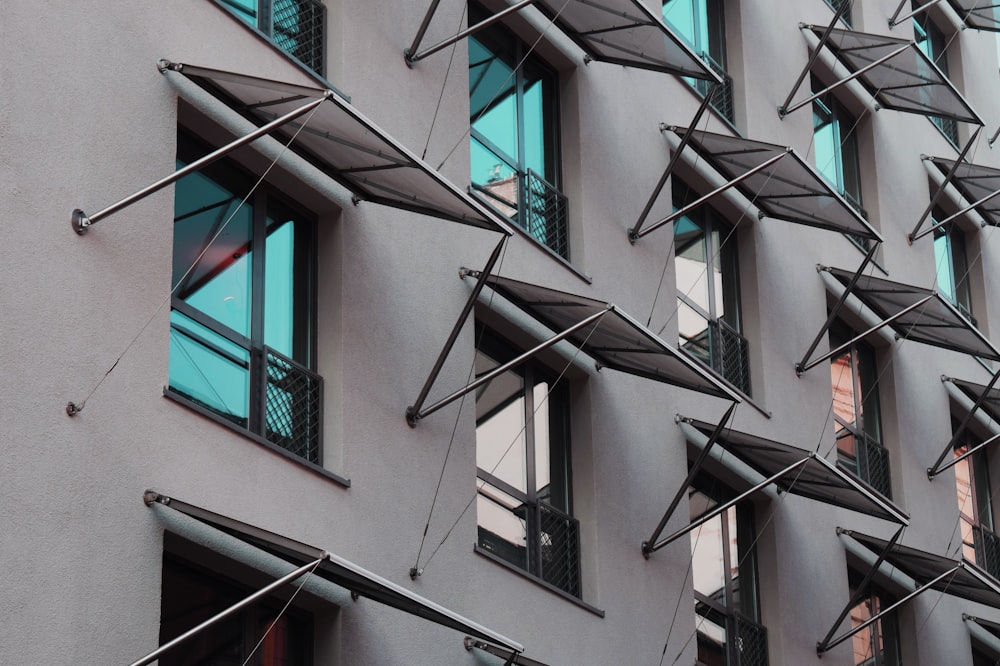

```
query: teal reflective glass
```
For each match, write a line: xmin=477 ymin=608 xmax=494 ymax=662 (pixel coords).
xmin=469 ymin=37 xmax=518 ymax=163
xmin=934 ymin=229 xmax=957 ymax=303
xmin=523 ymin=77 xmax=547 ymax=178
xmin=221 ymin=0 xmax=258 ymax=25
xmin=169 ymin=310 xmax=250 ymax=425
xmin=662 ymin=0 xmax=705 ymax=52
xmin=471 ymin=138 xmax=517 ymax=194
xmin=813 ymin=101 xmax=842 ymax=191
xmin=263 ymin=217 xmax=303 ymax=359
xmin=172 ymin=168 xmax=253 ymax=338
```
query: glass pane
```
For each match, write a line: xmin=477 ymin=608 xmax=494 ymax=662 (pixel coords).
xmin=169 ymin=311 xmax=250 ymax=426
xmin=849 ymin=596 xmax=876 ymax=666
xmin=173 ymin=169 xmax=254 ymax=338
xmin=691 ymin=506 xmax=727 ymax=606
xmin=477 ymin=484 xmax=529 ymax=570
xmin=220 ymin=0 xmax=258 ymax=25
xmin=836 ymin=428 xmax=860 ymax=475
xmin=469 ymin=37 xmax=518 ymax=163
xmin=533 ymin=381 xmax=552 ymax=495
xmin=663 ymin=0 xmax=706 ymax=54
xmin=522 ymin=75 xmax=547 ymax=180
xmin=674 ymin=216 xmax=712 ymax=315
xmin=830 ymin=350 xmax=859 ymax=429
xmin=475 ymin=351 xmax=528 ymax=494
xmin=471 ymin=137 xmax=519 ymax=218
xmin=694 ymin=610 xmax=728 ymax=666
xmin=934 ymin=228 xmax=957 ymax=304
xmin=263 ymin=217 xmax=305 ymax=360
xmin=678 ymin=298 xmax=712 ymax=367
xmin=813 ymin=103 xmax=842 ymax=192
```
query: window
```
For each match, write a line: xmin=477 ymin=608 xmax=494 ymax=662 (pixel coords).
xmin=913 ymin=7 xmax=960 ymax=147
xmin=823 ymin=0 xmax=852 ymax=27
xmin=159 ymin=555 xmax=313 ymax=665
xmin=829 ymin=320 xmax=891 ymax=497
xmin=219 ymin=0 xmax=326 ymax=74
xmin=673 ymin=178 xmax=751 ymax=396
xmin=689 ymin=475 xmax=767 ymax=666
xmin=662 ymin=0 xmax=735 ymax=124
xmin=933 ymin=213 xmax=974 ymax=322
xmin=474 ymin=325 xmax=580 ymax=598
xmin=954 ymin=420 xmax=1000 ymax=578
xmin=812 ymin=79 xmax=864 ymax=217
xmin=169 ymin=132 xmax=322 ymax=464
xmin=468 ymin=6 xmax=568 ymax=259
xmin=847 ymin=571 xmax=902 ymax=666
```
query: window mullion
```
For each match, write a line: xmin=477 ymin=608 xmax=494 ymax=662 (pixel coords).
xmin=249 ymin=191 xmax=268 ymax=436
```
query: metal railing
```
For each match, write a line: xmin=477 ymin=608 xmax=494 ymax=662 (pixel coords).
xmin=858 ymin=432 xmax=892 ymax=500
xmin=263 ymin=347 xmax=323 ymax=464
xmin=271 ymin=0 xmax=326 ymax=75
xmin=711 ymin=320 xmax=752 ymax=396
xmin=734 ymin=613 xmax=769 ymax=666
xmin=694 ymin=53 xmax=736 ymax=126
xmin=974 ymin=525 xmax=1000 ymax=580
xmin=932 ymin=115 xmax=960 ymax=149
xmin=538 ymin=501 xmax=582 ymax=597
xmin=525 ymin=170 xmax=570 ymax=260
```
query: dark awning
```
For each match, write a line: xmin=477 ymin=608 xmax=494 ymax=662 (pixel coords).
xmin=163 ymin=61 xmax=510 ymax=233
xmin=680 ymin=418 xmax=908 ymax=524
xmin=929 ymin=156 xmax=1000 ymax=227
xmin=465 ymin=638 xmax=550 ymax=666
xmin=806 ymin=26 xmax=982 ymax=124
xmin=824 ymin=266 xmax=1000 ymax=361
xmin=950 ymin=376 xmax=1000 ymax=422
xmin=966 ymin=615 xmax=1000 ymax=658
xmin=945 ymin=0 xmax=1000 ymax=31
xmin=479 ymin=274 xmax=742 ymax=401
xmin=844 ymin=530 xmax=1000 ymax=608
xmin=146 ymin=492 xmax=524 ymax=652
xmin=666 ymin=128 xmax=881 ymax=240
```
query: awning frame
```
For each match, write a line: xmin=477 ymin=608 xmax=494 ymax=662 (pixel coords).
xmin=464 ymin=637 xmax=549 ymax=666
xmin=909 ymin=127 xmax=984 ymax=243
xmin=888 ymin=0 xmax=948 ymax=27
xmin=406 ymin=0 xmax=539 ymax=65
xmin=778 ymin=0 xmax=852 ymax=118
xmin=928 ymin=368 xmax=1000 ymax=478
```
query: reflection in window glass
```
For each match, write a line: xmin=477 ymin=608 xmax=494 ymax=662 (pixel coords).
xmin=848 ymin=574 xmax=901 ymax=666
xmin=933 ymin=219 xmax=972 ymax=319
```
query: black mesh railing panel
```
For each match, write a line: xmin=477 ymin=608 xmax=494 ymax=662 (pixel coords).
xmin=264 ymin=348 xmax=322 ymax=464
xmin=975 ymin=525 xmax=1000 ymax=580
xmin=538 ymin=501 xmax=581 ymax=597
xmin=272 ymin=0 xmax=326 ymax=75
xmin=860 ymin=433 xmax=892 ymax=500
xmin=694 ymin=54 xmax=735 ymax=125
xmin=734 ymin=614 xmax=769 ymax=666
xmin=525 ymin=170 xmax=570 ymax=260
xmin=711 ymin=320 xmax=751 ymax=396
xmin=933 ymin=115 xmax=960 ymax=148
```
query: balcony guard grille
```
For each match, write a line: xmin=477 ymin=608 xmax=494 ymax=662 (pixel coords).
xmin=932 ymin=115 xmax=960 ymax=149
xmin=859 ymin=432 xmax=892 ymax=500
xmin=974 ymin=525 xmax=1000 ymax=580
xmin=694 ymin=54 xmax=735 ymax=125
xmin=711 ymin=319 xmax=752 ymax=396
xmin=264 ymin=347 xmax=322 ymax=464
xmin=538 ymin=501 xmax=582 ymax=597
xmin=734 ymin=613 xmax=769 ymax=666
xmin=272 ymin=0 xmax=326 ymax=75
xmin=525 ymin=170 xmax=570 ymax=260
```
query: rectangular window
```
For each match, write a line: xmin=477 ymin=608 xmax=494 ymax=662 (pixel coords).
xmin=954 ymin=420 xmax=1000 ymax=578
xmin=662 ymin=0 xmax=735 ymax=125
xmin=469 ymin=5 xmax=568 ymax=259
xmin=823 ymin=0 xmax=853 ymax=27
xmin=689 ymin=475 xmax=767 ymax=666
xmin=169 ymin=132 xmax=322 ymax=464
xmin=933 ymin=213 xmax=974 ymax=322
xmin=218 ymin=0 xmax=326 ymax=75
xmin=673 ymin=178 xmax=751 ymax=396
xmin=913 ymin=8 xmax=961 ymax=147
xmin=159 ymin=555 xmax=313 ymax=665
xmin=474 ymin=325 xmax=580 ymax=598
xmin=848 ymin=571 xmax=902 ymax=666
xmin=829 ymin=320 xmax=891 ymax=497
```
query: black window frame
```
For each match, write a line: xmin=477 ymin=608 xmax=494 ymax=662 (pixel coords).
xmin=167 ymin=130 xmax=323 ymax=467
xmin=215 ymin=0 xmax=327 ymax=76
xmin=473 ymin=324 xmax=580 ymax=599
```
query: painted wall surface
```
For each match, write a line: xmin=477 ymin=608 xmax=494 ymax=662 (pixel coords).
xmin=3 ymin=0 xmax=1000 ymax=664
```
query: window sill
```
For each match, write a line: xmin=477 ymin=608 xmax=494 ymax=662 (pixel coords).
xmin=163 ymin=388 xmax=351 ymax=488
xmin=473 ymin=545 xmax=605 ymax=617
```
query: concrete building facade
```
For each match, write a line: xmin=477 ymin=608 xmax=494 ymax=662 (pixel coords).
xmin=5 ymin=0 xmax=1000 ymax=664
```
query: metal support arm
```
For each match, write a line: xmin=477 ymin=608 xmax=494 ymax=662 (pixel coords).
xmin=778 ymin=3 xmax=852 ymax=117
xmin=405 ymin=0 xmax=540 ymax=64
xmin=641 ymin=404 xmax=736 ymax=558
xmin=909 ymin=127 xmax=982 ymax=243
xmin=129 ymin=555 xmax=327 ymax=666
xmin=889 ymin=0 xmax=947 ymax=27
xmin=72 ymin=92 xmax=328 ymax=234
xmin=928 ymin=368 xmax=1000 ymax=478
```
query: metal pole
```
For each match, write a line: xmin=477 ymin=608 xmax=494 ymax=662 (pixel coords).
xmin=909 ymin=127 xmax=981 ymax=243
xmin=629 ymin=90 xmax=716 ymax=242
xmin=796 ymin=246 xmax=878 ymax=374
xmin=410 ymin=307 xmax=610 ymax=422
xmin=990 ymin=125 xmax=1000 ymax=146
xmin=406 ymin=238 xmax=507 ymax=426
xmin=932 ymin=432 xmax=1000 ymax=478
xmin=889 ymin=0 xmax=947 ymax=27
xmin=633 ymin=150 xmax=790 ymax=241
xmin=818 ymin=566 xmax=960 ymax=654
xmin=406 ymin=0 xmax=540 ymax=64
xmin=406 ymin=0 xmax=444 ymax=64
xmin=913 ymin=186 xmax=1000 ymax=242
xmin=129 ymin=556 xmax=327 ymax=666
xmin=798 ymin=294 xmax=936 ymax=373
xmin=646 ymin=458 xmax=810 ymax=554
xmin=72 ymin=95 xmax=328 ymax=234
xmin=780 ymin=44 xmax=911 ymax=117
xmin=642 ymin=404 xmax=736 ymax=558
xmin=928 ymin=368 xmax=1000 ymax=477
xmin=778 ymin=5 xmax=851 ymax=117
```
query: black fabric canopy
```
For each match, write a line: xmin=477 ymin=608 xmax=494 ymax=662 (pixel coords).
xmin=807 ymin=26 xmax=982 ymax=124
xmin=682 ymin=419 xmax=908 ymax=524
xmin=149 ymin=493 xmax=523 ymax=652
xmin=668 ymin=128 xmax=881 ymax=240
xmin=480 ymin=274 xmax=742 ymax=401
xmin=943 ymin=0 xmax=1000 ymax=31
xmin=929 ymin=157 xmax=1000 ymax=227
xmin=166 ymin=61 xmax=509 ymax=232
xmin=825 ymin=267 xmax=1000 ymax=361
xmin=950 ymin=377 xmax=1000 ymax=422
